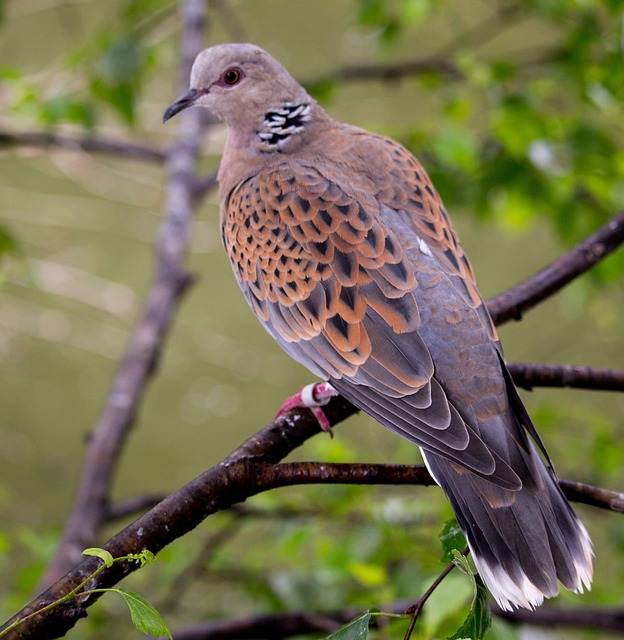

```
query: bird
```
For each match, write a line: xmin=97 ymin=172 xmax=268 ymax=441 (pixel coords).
xmin=163 ymin=43 xmax=593 ymax=611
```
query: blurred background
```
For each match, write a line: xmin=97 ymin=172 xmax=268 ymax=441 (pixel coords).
xmin=1 ymin=1 xmax=623 ymax=637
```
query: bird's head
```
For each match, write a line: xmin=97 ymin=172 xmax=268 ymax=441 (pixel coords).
xmin=163 ymin=43 xmax=310 ymax=129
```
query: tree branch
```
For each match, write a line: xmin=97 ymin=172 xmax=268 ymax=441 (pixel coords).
xmin=166 ymin=602 xmax=624 ymax=639
xmin=508 ymin=362 xmax=624 ymax=392
xmin=306 ymin=56 xmax=464 ymax=88
xmin=0 ymin=129 xmax=166 ymax=162
xmin=171 ymin=610 xmax=352 ymax=639
xmin=38 ymin=0 xmax=208 ymax=590
xmin=305 ymin=48 xmax=562 ymax=90
xmin=487 ymin=210 xmax=624 ymax=325
xmin=559 ymin=479 xmax=624 ymax=513
xmin=493 ymin=603 xmax=624 ymax=633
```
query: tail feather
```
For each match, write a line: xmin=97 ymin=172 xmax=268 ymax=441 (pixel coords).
xmin=422 ymin=447 xmax=593 ymax=611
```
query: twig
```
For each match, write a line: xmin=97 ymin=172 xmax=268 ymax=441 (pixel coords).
xmin=307 ymin=57 xmax=464 ymax=86
xmin=493 ymin=603 xmax=624 ymax=633
xmin=166 ymin=602 xmax=624 ymax=639
xmin=305 ymin=48 xmax=561 ymax=90
xmin=0 ymin=129 xmax=166 ymax=162
xmin=487 ymin=210 xmax=624 ymax=325
xmin=508 ymin=362 xmax=624 ymax=392
xmin=105 ymin=494 xmax=166 ymax=522
xmin=559 ymin=479 xmax=624 ymax=513
xmin=271 ymin=462 xmax=624 ymax=514
xmin=403 ymin=552 xmax=465 ymax=640
xmin=433 ymin=1 xmax=522 ymax=58
xmin=159 ymin=517 xmax=246 ymax=612
xmin=153 ymin=602 xmax=624 ymax=639
xmin=170 ymin=611 xmax=349 ymax=639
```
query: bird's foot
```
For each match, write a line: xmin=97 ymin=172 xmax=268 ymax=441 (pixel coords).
xmin=275 ymin=382 xmax=339 ymax=433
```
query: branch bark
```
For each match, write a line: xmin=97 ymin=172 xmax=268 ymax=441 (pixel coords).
xmin=163 ymin=559 xmax=624 ymax=637
xmin=0 ymin=129 xmax=166 ymax=162
xmin=508 ymin=362 xmax=624 ymax=392
xmin=487 ymin=210 xmax=624 ymax=325
xmin=163 ymin=603 xmax=624 ymax=639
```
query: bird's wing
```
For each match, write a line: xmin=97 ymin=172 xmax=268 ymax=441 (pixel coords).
xmin=221 ymin=138 xmax=526 ymax=488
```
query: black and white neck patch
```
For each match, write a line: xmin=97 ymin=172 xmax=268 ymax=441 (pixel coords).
xmin=257 ymin=103 xmax=312 ymax=148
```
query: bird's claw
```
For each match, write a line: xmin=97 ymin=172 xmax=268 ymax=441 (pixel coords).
xmin=275 ymin=382 xmax=339 ymax=433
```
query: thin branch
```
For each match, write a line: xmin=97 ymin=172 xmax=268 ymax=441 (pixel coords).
xmin=159 ymin=518 xmax=246 ymax=612
xmin=559 ymin=479 xmax=624 ymax=513
xmin=433 ymin=1 xmax=522 ymax=58
xmin=38 ymin=0 xmax=208 ymax=590
xmin=105 ymin=494 xmax=166 ymax=522
xmin=306 ymin=57 xmax=464 ymax=87
xmin=171 ymin=611 xmax=351 ymax=639
xmin=0 ymin=129 xmax=166 ymax=162
xmin=508 ymin=362 xmax=624 ymax=393
xmin=304 ymin=47 xmax=561 ymax=91
xmin=164 ymin=601 xmax=624 ymax=639
xmin=270 ymin=461 xmax=434 ymax=488
xmin=493 ymin=603 xmax=624 ymax=633
xmin=269 ymin=461 xmax=624 ymax=513
xmin=104 ymin=458 xmax=624 ymax=529
xmin=487 ymin=210 xmax=624 ymax=325
xmin=403 ymin=553 xmax=465 ymax=640
xmin=211 ymin=0 xmax=249 ymax=42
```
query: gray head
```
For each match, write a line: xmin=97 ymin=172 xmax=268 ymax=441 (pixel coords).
xmin=163 ymin=43 xmax=312 ymax=130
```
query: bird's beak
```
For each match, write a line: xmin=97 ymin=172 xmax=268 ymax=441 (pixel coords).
xmin=163 ymin=88 xmax=202 ymax=123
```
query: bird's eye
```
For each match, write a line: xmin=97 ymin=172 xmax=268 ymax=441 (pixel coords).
xmin=222 ymin=67 xmax=243 ymax=86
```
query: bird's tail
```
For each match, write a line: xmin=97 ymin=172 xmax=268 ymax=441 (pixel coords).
xmin=422 ymin=446 xmax=593 ymax=611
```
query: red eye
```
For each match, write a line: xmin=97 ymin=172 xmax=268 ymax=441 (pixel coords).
xmin=222 ymin=67 xmax=243 ymax=86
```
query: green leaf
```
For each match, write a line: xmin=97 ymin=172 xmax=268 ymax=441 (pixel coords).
xmin=111 ymin=587 xmax=172 ymax=639
xmin=0 ymin=225 xmax=17 ymax=257
xmin=91 ymin=36 xmax=145 ymax=124
xmin=347 ymin=561 xmax=387 ymax=587
xmin=137 ymin=549 xmax=157 ymax=565
xmin=446 ymin=551 xmax=491 ymax=640
xmin=431 ymin=128 xmax=479 ymax=171
xmin=323 ymin=611 xmax=372 ymax=640
xmin=438 ymin=519 xmax=466 ymax=563
xmin=399 ymin=0 xmax=433 ymax=25
xmin=306 ymin=79 xmax=336 ymax=103
xmin=83 ymin=548 xmax=114 ymax=567
xmin=451 ymin=550 xmax=472 ymax=576
xmin=40 ymin=95 xmax=96 ymax=129
xmin=356 ymin=0 xmax=386 ymax=26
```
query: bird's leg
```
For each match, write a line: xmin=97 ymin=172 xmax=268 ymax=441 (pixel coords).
xmin=275 ymin=382 xmax=339 ymax=432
